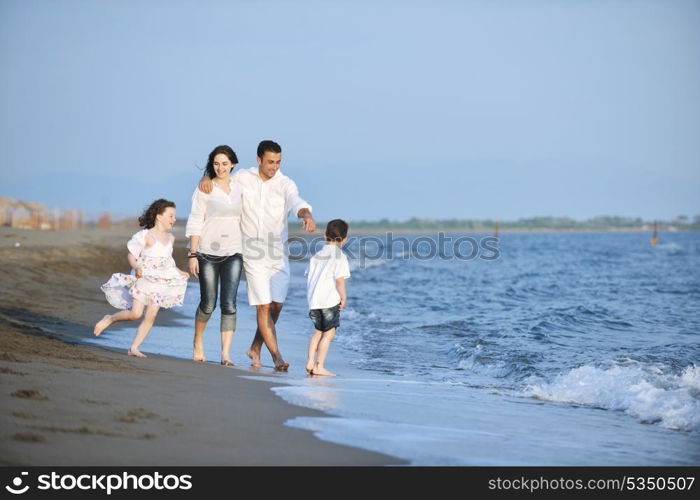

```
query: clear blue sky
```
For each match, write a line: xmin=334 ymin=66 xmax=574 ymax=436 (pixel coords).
xmin=1 ymin=0 xmax=699 ymax=221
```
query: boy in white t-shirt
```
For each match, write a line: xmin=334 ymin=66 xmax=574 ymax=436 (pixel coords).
xmin=305 ymin=219 xmax=351 ymax=376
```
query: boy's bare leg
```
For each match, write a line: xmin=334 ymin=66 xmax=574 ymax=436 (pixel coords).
xmin=94 ymin=300 xmax=145 ymax=336
xmin=249 ymin=303 xmax=288 ymax=370
xmin=306 ymin=329 xmax=323 ymax=373
xmin=193 ymin=320 xmax=207 ymax=362
xmin=220 ymin=329 xmax=234 ymax=365
xmin=128 ymin=304 xmax=159 ymax=358
xmin=247 ymin=301 xmax=283 ymax=367
xmin=312 ymin=328 xmax=336 ymax=376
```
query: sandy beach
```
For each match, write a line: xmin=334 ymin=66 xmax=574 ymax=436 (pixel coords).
xmin=0 ymin=226 xmax=403 ymax=466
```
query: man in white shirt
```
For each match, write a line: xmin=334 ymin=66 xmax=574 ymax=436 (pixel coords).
xmin=199 ymin=140 xmax=315 ymax=370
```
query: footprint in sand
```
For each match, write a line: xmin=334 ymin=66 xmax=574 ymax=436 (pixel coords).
xmin=11 ymin=389 xmax=48 ymax=400
xmin=11 ymin=411 xmax=36 ymax=420
xmin=116 ymin=408 xmax=159 ymax=423
xmin=12 ymin=432 xmax=46 ymax=443
xmin=0 ymin=352 xmax=25 ymax=363
xmin=80 ymin=399 xmax=110 ymax=406
xmin=29 ymin=425 xmax=122 ymax=437
xmin=0 ymin=366 xmax=27 ymax=375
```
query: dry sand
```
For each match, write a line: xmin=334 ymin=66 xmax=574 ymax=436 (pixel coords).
xmin=0 ymin=226 xmax=403 ymax=465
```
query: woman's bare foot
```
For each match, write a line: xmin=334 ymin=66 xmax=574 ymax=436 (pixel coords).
xmin=311 ymin=366 xmax=335 ymax=377
xmin=220 ymin=359 xmax=235 ymax=367
xmin=193 ymin=339 xmax=205 ymax=362
xmin=305 ymin=360 xmax=315 ymax=374
xmin=93 ymin=315 xmax=112 ymax=336
xmin=246 ymin=348 xmax=262 ymax=368
xmin=127 ymin=348 xmax=147 ymax=358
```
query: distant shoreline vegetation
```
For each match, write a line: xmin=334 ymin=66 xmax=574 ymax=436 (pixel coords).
xmin=87 ymin=214 xmax=700 ymax=234
xmin=301 ymin=215 xmax=700 ymax=234
xmin=3 ymin=197 xmax=699 ymax=233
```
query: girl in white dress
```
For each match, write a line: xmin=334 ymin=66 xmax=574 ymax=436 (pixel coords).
xmin=93 ymin=199 xmax=190 ymax=358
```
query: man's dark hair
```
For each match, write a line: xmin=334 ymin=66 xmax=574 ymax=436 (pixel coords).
xmin=325 ymin=219 xmax=349 ymax=242
xmin=257 ymin=140 xmax=282 ymax=158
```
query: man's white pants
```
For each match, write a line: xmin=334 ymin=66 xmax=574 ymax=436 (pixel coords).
xmin=243 ymin=257 xmax=290 ymax=306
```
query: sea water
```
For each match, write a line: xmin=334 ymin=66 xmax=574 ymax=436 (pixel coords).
xmin=85 ymin=231 xmax=700 ymax=465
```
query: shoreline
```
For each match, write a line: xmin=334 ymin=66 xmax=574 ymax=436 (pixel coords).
xmin=3 ymin=225 xmax=691 ymax=245
xmin=0 ymin=226 xmax=405 ymax=466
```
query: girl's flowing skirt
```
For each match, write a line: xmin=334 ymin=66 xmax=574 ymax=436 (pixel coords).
xmin=100 ymin=257 xmax=188 ymax=309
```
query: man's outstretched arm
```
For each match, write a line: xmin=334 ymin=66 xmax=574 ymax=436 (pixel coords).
xmin=286 ymin=179 xmax=315 ymax=233
xmin=297 ymin=207 xmax=316 ymax=233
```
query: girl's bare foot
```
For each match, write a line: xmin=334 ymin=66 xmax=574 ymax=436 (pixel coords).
xmin=220 ymin=359 xmax=235 ymax=366
xmin=311 ymin=366 xmax=335 ymax=377
xmin=93 ymin=315 xmax=112 ymax=336
xmin=246 ymin=348 xmax=262 ymax=368
xmin=127 ymin=348 xmax=147 ymax=358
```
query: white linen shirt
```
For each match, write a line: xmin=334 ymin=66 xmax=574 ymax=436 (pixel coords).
xmin=237 ymin=167 xmax=312 ymax=264
xmin=185 ymin=179 xmax=243 ymax=256
xmin=306 ymin=245 xmax=351 ymax=310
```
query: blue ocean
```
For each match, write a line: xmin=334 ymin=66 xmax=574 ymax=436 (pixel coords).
xmin=86 ymin=231 xmax=700 ymax=465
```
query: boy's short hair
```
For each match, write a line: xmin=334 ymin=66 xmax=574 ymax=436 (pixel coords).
xmin=325 ymin=219 xmax=349 ymax=242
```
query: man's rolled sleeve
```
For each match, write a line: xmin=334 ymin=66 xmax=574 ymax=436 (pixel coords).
xmin=285 ymin=179 xmax=312 ymax=217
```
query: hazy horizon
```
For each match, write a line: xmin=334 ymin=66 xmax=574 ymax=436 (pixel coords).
xmin=2 ymin=0 xmax=699 ymax=222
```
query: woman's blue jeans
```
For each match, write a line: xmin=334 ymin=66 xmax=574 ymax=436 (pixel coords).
xmin=195 ymin=253 xmax=243 ymax=332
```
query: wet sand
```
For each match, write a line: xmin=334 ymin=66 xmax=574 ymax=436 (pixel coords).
xmin=0 ymin=226 xmax=403 ymax=465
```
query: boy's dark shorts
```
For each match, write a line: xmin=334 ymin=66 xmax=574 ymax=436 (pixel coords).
xmin=309 ymin=304 xmax=341 ymax=333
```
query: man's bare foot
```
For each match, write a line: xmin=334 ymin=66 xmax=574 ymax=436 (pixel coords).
xmin=127 ymin=348 xmax=147 ymax=358
xmin=193 ymin=352 xmax=206 ymax=363
xmin=93 ymin=315 xmax=112 ymax=336
xmin=311 ymin=366 xmax=335 ymax=377
xmin=246 ymin=348 xmax=262 ymax=368
xmin=274 ymin=357 xmax=290 ymax=372
xmin=220 ymin=359 xmax=235 ymax=366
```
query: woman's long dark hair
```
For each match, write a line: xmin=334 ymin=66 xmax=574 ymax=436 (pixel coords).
xmin=138 ymin=199 xmax=176 ymax=229
xmin=205 ymin=145 xmax=238 ymax=179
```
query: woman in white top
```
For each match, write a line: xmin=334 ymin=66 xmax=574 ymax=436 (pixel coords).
xmin=185 ymin=145 xmax=243 ymax=365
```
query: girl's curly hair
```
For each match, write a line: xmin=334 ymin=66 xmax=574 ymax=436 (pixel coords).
xmin=138 ymin=199 xmax=176 ymax=229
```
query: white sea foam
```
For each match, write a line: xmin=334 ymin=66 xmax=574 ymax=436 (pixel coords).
xmin=656 ymin=242 xmax=683 ymax=253
xmin=457 ymin=345 xmax=512 ymax=378
xmin=341 ymin=307 xmax=376 ymax=321
xmin=523 ymin=363 xmax=700 ymax=432
xmin=348 ymin=258 xmax=389 ymax=272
